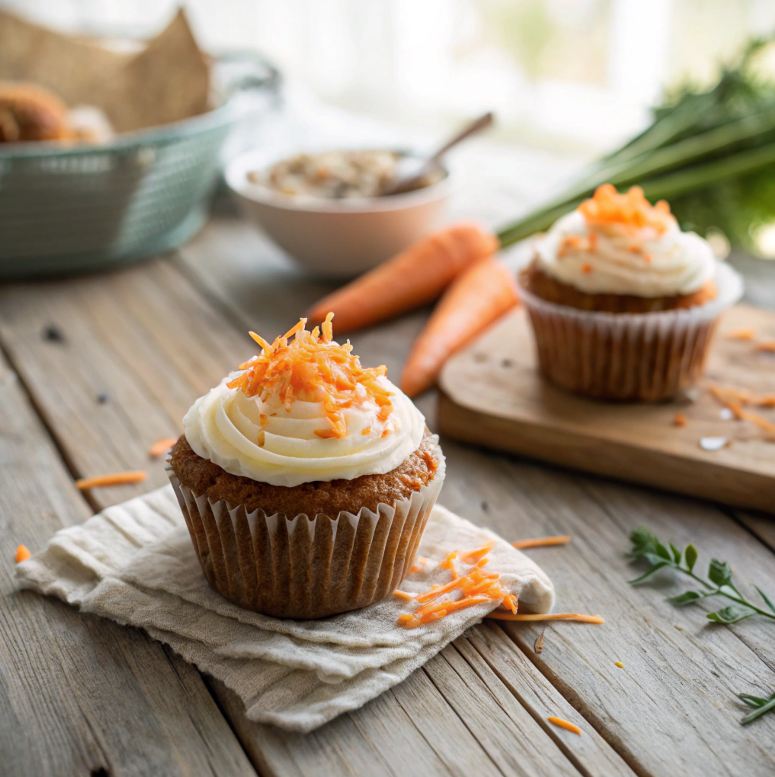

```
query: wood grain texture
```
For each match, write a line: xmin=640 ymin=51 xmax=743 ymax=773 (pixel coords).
xmin=0 ymin=355 xmax=256 ymax=777
xmin=438 ymin=305 xmax=775 ymax=512
xmin=0 ymin=250 xmax=599 ymax=777
xmin=176 ymin=218 xmax=775 ymax=776
xmin=2 ymin=216 xmax=775 ymax=776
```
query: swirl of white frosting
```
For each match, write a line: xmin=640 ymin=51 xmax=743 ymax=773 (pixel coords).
xmin=534 ymin=210 xmax=716 ymax=297
xmin=183 ymin=373 xmax=427 ymax=487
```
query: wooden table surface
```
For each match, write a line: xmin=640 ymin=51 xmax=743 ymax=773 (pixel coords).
xmin=1 ymin=207 xmax=774 ymax=777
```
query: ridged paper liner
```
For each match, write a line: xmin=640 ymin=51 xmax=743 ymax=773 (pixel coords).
xmin=518 ymin=261 xmax=744 ymax=401
xmin=166 ymin=441 xmax=446 ymax=619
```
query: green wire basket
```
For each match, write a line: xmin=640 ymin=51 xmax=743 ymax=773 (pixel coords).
xmin=0 ymin=52 xmax=280 ymax=279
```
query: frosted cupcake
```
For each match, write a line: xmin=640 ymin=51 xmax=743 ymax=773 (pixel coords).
xmin=519 ymin=185 xmax=743 ymax=401
xmin=167 ymin=314 xmax=445 ymax=618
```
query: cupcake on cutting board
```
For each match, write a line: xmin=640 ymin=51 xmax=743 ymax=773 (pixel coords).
xmin=519 ymin=184 xmax=743 ymax=401
xmin=167 ymin=314 xmax=445 ymax=619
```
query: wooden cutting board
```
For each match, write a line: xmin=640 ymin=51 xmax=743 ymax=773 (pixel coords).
xmin=438 ymin=304 xmax=775 ymax=513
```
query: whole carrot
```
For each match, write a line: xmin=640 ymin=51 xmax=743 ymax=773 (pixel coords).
xmin=307 ymin=222 xmax=498 ymax=333
xmin=400 ymin=258 xmax=518 ymax=397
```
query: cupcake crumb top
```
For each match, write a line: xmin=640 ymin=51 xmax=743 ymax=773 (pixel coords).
xmin=227 ymin=313 xmax=393 ymax=439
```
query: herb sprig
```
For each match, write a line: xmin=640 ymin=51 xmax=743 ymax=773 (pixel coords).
xmin=628 ymin=527 xmax=775 ymax=624
xmin=629 ymin=527 xmax=775 ymax=727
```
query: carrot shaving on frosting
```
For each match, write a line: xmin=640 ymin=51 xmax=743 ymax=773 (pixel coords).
xmin=578 ymin=184 xmax=675 ymax=234
xmin=227 ymin=313 xmax=393 ymax=440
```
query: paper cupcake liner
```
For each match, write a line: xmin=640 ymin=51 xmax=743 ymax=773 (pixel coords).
xmin=166 ymin=440 xmax=446 ymax=619
xmin=518 ymin=262 xmax=744 ymax=401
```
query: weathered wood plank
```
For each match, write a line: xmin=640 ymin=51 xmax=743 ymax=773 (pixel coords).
xmin=174 ymin=218 xmax=775 ymax=776
xmin=0 ymin=355 xmax=256 ymax=777
xmin=0 ymin=257 xmax=597 ymax=776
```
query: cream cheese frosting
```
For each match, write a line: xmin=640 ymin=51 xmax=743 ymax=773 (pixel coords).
xmin=535 ymin=207 xmax=717 ymax=298
xmin=183 ymin=320 xmax=427 ymax=487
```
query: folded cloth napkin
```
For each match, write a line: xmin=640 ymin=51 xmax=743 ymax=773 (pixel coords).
xmin=16 ymin=485 xmax=554 ymax=732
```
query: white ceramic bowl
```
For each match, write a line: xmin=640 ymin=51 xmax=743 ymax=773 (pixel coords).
xmin=225 ymin=147 xmax=453 ymax=278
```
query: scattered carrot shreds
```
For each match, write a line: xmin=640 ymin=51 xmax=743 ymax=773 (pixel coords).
xmin=459 ymin=541 xmax=495 ymax=564
xmin=578 ymin=184 xmax=675 ymax=234
xmin=673 ymin=412 xmax=687 ymax=428
xmin=757 ymin=340 xmax=775 ymax=352
xmin=75 ymin=471 xmax=148 ymax=490
xmin=512 ymin=535 xmax=572 ymax=550
xmin=409 ymin=556 xmax=429 ymax=574
xmin=15 ymin=544 xmax=31 ymax=563
xmin=486 ymin=612 xmax=605 ymax=624
xmin=726 ymin=327 xmax=756 ymax=340
xmin=548 ymin=716 xmax=582 ymax=736
xmin=229 ymin=314 xmax=393 ymax=440
xmin=393 ymin=589 xmax=414 ymax=602
xmin=148 ymin=437 xmax=177 ymax=457
xmin=502 ymin=594 xmax=518 ymax=614
xmin=709 ymin=385 xmax=775 ymax=439
xmin=439 ymin=550 xmax=459 ymax=579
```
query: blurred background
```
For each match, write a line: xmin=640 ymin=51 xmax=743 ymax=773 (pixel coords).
xmin=8 ymin=0 xmax=775 ymax=154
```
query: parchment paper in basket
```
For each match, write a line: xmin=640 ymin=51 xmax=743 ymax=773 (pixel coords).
xmin=0 ymin=8 xmax=210 ymax=133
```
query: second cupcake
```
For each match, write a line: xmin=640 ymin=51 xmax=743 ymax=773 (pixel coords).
xmin=167 ymin=314 xmax=445 ymax=619
xmin=519 ymin=184 xmax=743 ymax=401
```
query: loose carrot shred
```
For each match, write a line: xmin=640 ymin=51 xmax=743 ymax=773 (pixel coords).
xmin=307 ymin=223 xmax=499 ymax=334
xmin=709 ymin=385 xmax=775 ymax=439
xmin=15 ymin=545 xmax=31 ymax=563
xmin=486 ymin=612 xmax=605 ymax=624
xmin=757 ymin=340 xmax=775 ymax=352
xmin=393 ymin=590 xmax=415 ymax=602
xmin=459 ymin=541 xmax=495 ymax=563
xmin=726 ymin=327 xmax=756 ymax=340
xmin=439 ymin=550 xmax=459 ymax=579
xmin=673 ymin=413 xmax=687 ymax=428
xmin=512 ymin=536 xmax=572 ymax=550
xmin=75 ymin=471 xmax=148 ymax=490
xmin=581 ymin=263 xmax=592 ymax=274
xmin=548 ymin=716 xmax=582 ymax=736
xmin=400 ymin=258 xmax=519 ymax=397
xmin=148 ymin=437 xmax=178 ymax=458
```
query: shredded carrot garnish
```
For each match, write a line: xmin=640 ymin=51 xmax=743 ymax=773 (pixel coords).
xmin=643 ymin=253 xmax=652 ymax=263
xmin=581 ymin=263 xmax=592 ymax=274
xmin=409 ymin=556 xmax=428 ymax=574
xmin=459 ymin=542 xmax=495 ymax=564
xmin=15 ymin=544 xmax=31 ymax=563
xmin=726 ymin=328 xmax=756 ymax=340
xmin=502 ymin=594 xmax=518 ymax=614
xmin=439 ymin=551 xmax=459 ymax=579
xmin=757 ymin=340 xmax=775 ymax=352
xmin=512 ymin=535 xmax=572 ymax=550
xmin=587 ymin=234 xmax=597 ymax=250
xmin=229 ymin=315 xmax=393 ymax=440
xmin=710 ymin=386 xmax=775 ymax=439
xmin=548 ymin=716 xmax=582 ymax=736
xmin=393 ymin=589 xmax=414 ymax=602
xmin=148 ymin=437 xmax=177 ymax=458
xmin=486 ymin=612 xmax=605 ymax=624
xmin=362 ymin=426 xmax=371 ymax=435
xmin=578 ymin=184 xmax=675 ymax=234
xmin=673 ymin=413 xmax=687 ymax=427
xmin=75 ymin=471 xmax=148 ymax=490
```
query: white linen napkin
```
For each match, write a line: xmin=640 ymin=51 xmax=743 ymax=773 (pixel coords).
xmin=16 ymin=485 xmax=554 ymax=732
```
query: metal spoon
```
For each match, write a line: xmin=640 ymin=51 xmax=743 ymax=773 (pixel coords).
xmin=382 ymin=111 xmax=494 ymax=196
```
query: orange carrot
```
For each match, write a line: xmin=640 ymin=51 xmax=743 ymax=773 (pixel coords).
xmin=15 ymin=545 xmax=31 ymax=563
xmin=393 ymin=590 xmax=415 ymax=602
xmin=548 ymin=717 xmax=582 ymax=736
xmin=757 ymin=340 xmax=775 ymax=352
xmin=512 ymin=536 xmax=572 ymax=549
xmin=75 ymin=471 xmax=148 ymax=490
xmin=149 ymin=437 xmax=178 ymax=458
xmin=307 ymin=223 xmax=499 ymax=334
xmin=486 ymin=612 xmax=605 ymax=624
xmin=400 ymin=258 xmax=519 ymax=397
xmin=673 ymin=413 xmax=687 ymax=427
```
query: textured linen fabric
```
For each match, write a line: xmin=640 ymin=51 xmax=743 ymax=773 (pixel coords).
xmin=16 ymin=484 xmax=555 ymax=732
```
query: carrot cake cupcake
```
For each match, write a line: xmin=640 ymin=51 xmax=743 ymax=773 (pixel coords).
xmin=519 ymin=184 xmax=743 ymax=401
xmin=167 ymin=314 xmax=445 ymax=618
